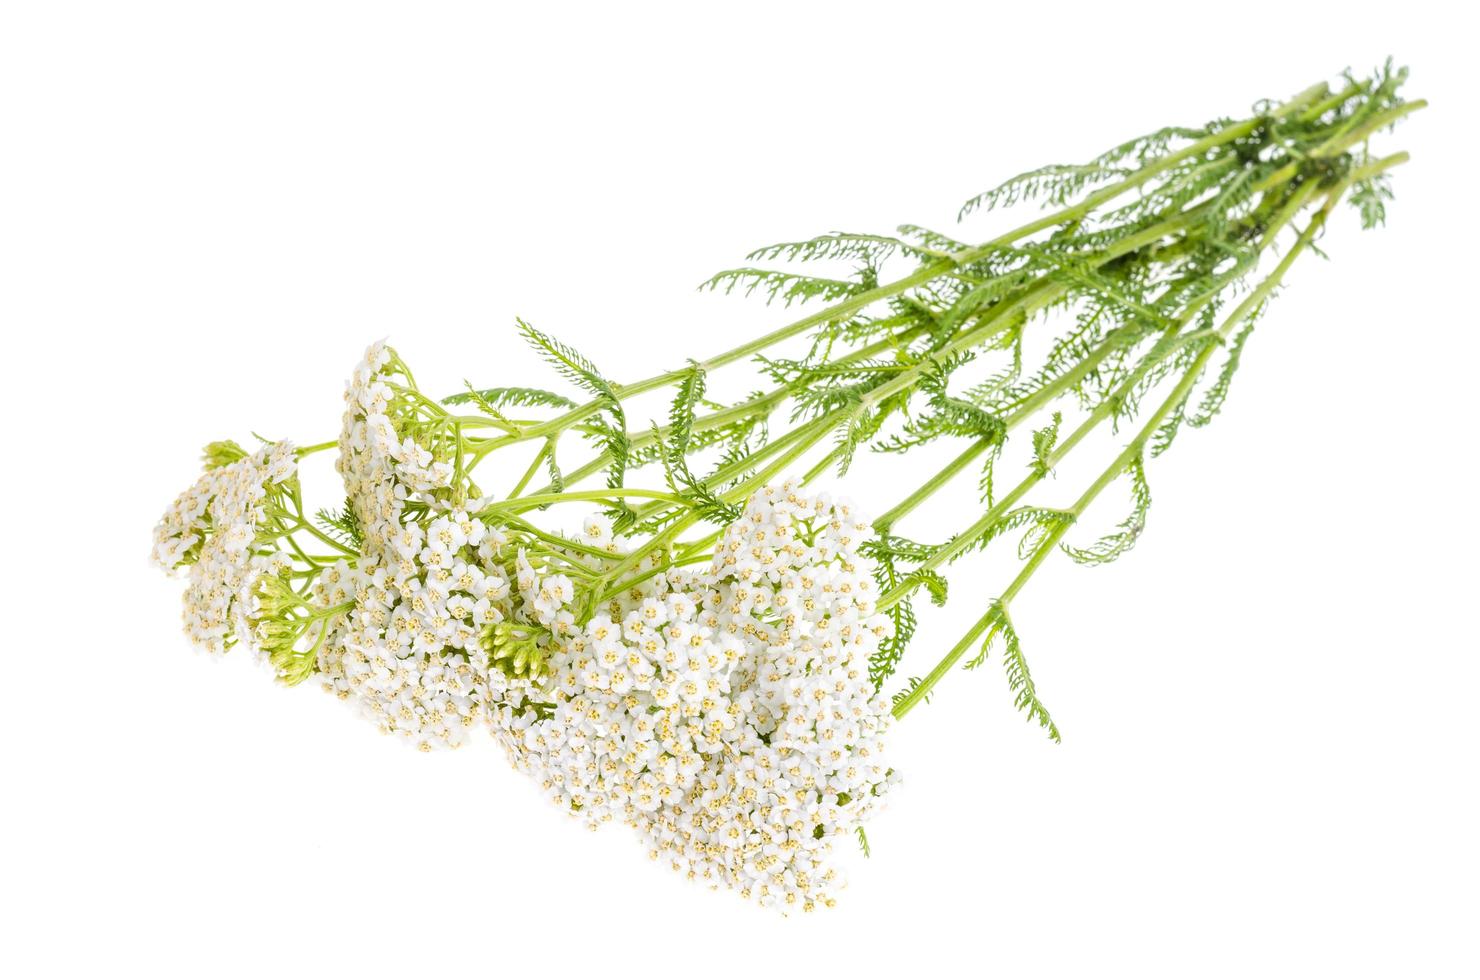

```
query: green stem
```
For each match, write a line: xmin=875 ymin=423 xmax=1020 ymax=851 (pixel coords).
xmin=507 ymin=442 xmax=550 ymax=499
xmin=478 ymin=487 xmax=691 ymax=516
xmin=873 ymin=440 xmax=993 ymax=530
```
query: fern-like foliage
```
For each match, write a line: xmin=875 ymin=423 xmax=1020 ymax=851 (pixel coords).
xmin=966 ymin=604 xmax=1061 ymax=743
xmin=443 ymin=385 xmax=578 ymax=412
xmin=1189 ymin=319 xmax=1258 ymax=428
xmin=874 ymin=360 xmax=1006 ymax=455
xmin=699 ymin=268 xmax=865 ymax=307
xmin=745 ymin=231 xmax=945 ymax=265
xmin=1349 ymin=173 xmax=1395 ymax=229
xmin=859 ymin=529 xmax=956 ymax=686
xmin=651 ymin=365 xmax=742 ymax=523
xmin=516 ymin=319 xmax=633 ymax=524
xmin=978 ymin=439 xmax=1005 ymax=506
xmin=897 ymin=224 xmax=969 ymax=255
xmin=949 ymin=506 xmax=1074 ymax=565
xmin=544 ymin=439 xmax=565 ymax=494
xmin=866 ymin=545 xmax=916 ymax=689
xmin=1149 ymin=394 xmax=1190 ymax=459
xmin=862 ymin=531 xmax=939 ymax=565
xmin=314 ymin=499 xmax=363 ymax=549
xmin=1030 ymin=412 xmax=1063 ymax=476
xmin=958 ymin=123 xmax=1215 ymax=220
xmin=1062 ymin=454 xmax=1152 ymax=566
xmin=832 ymin=396 xmax=894 ymax=477
xmin=891 ymin=676 xmax=930 ymax=710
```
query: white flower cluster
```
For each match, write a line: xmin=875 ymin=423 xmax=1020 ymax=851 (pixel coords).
xmin=318 ymin=341 xmax=518 ymax=750
xmin=153 ymin=343 xmax=900 ymax=911
xmin=151 ymin=442 xmax=297 ymax=652
xmin=495 ymin=484 xmax=898 ymax=912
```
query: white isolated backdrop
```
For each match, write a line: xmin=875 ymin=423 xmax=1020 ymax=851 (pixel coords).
xmin=3 ymin=2 xmax=1476 ymax=977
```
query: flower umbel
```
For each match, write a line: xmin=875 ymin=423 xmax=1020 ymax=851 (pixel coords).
xmin=151 ymin=440 xmax=299 ymax=654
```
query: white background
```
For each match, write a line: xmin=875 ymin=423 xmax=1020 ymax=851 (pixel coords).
xmin=3 ymin=2 xmax=1476 ymax=977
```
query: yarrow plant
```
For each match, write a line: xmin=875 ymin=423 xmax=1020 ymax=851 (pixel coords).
xmin=152 ymin=65 xmax=1419 ymax=912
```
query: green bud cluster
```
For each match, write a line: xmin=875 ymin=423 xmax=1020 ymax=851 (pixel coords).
xmin=480 ymin=621 xmax=547 ymax=681
xmin=245 ymin=572 xmax=327 ymax=686
xmin=201 ymin=439 xmax=250 ymax=469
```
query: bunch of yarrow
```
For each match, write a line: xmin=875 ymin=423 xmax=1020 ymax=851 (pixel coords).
xmin=151 ymin=65 xmax=1419 ymax=912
